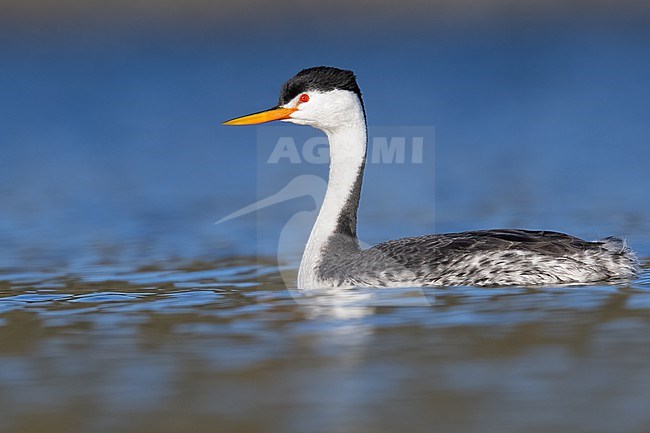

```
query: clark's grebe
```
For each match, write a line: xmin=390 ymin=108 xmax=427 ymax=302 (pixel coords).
xmin=224 ymin=66 xmax=639 ymax=289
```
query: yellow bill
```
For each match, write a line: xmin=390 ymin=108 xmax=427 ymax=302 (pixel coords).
xmin=223 ymin=107 xmax=297 ymax=126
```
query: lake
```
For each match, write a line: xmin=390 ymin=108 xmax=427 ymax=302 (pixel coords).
xmin=1 ymin=17 xmax=649 ymax=433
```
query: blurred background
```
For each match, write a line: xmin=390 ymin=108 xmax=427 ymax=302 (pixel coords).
xmin=1 ymin=0 xmax=649 ymax=271
xmin=1 ymin=2 xmax=649 ymax=433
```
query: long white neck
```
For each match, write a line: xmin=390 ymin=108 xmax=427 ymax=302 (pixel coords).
xmin=298 ymin=119 xmax=367 ymax=289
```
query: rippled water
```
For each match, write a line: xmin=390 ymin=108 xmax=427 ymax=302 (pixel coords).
xmin=1 ymin=259 xmax=650 ymax=433
xmin=2 ymin=18 xmax=650 ymax=433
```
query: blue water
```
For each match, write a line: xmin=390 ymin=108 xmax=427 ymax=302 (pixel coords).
xmin=1 ymin=18 xmax=649 ymax=433
xmin=2 ymin=20 xmax=649 ymax=270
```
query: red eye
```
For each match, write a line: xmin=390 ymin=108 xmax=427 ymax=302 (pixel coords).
xmin=299 ymin=94 xmax=310 ymax=103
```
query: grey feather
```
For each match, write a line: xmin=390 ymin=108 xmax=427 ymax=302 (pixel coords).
xmin=316 ymin=229 xmax=640 ymax=287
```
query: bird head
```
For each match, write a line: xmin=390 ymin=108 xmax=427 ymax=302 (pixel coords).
xmin=224 ymin=66 xmax=365 ymax=134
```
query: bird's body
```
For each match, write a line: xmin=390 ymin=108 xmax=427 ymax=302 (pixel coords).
xmin=308 ymin=230 xmax=637 ymax=288
xmin=224 ymin=66 xmax=639 ymax=289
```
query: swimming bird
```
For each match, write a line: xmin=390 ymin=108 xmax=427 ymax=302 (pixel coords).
xmin=224 ymin=66 xmax=639 ymax=288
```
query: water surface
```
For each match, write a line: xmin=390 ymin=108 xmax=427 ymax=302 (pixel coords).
xmin=1 ymin=19 xmax=650 ymax=433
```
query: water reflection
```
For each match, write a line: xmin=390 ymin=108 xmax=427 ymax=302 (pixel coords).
xmin=1 ymin=257 xmax=649 ymax=432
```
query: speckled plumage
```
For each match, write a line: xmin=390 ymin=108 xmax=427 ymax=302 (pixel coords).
xmin=315 ymin=229 xmax=640 ymax=287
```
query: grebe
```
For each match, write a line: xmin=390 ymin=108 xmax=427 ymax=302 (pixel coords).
xmin=224 ymin=66 xmax=639 ymax=288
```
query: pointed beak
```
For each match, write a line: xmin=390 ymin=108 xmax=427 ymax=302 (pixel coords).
xmin=223 ymin=106 xmax=297 ymax=126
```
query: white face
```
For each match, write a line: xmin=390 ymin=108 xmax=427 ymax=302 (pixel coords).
xmin=281 ymin=89 xmax=365 ymax=134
